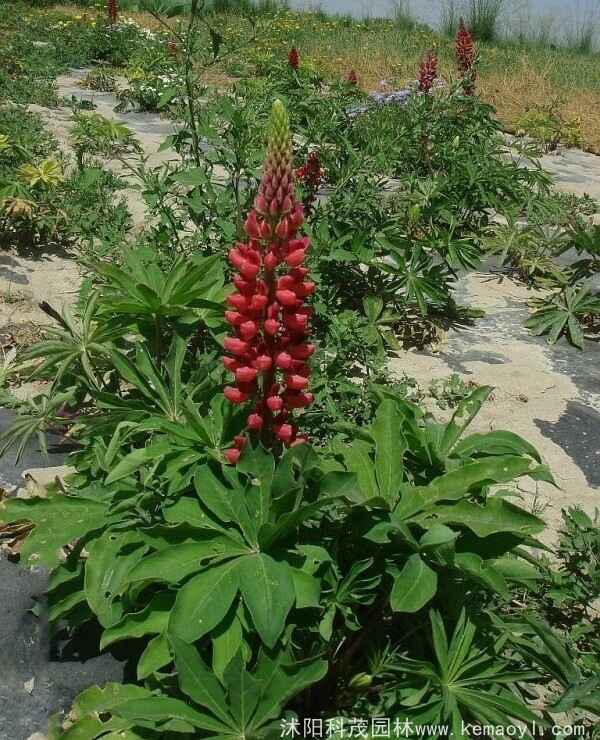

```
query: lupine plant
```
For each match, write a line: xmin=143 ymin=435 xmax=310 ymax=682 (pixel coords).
xmin=295 ymin=150 xmax=324 ymax=210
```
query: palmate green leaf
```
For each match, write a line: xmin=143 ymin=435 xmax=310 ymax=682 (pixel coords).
xmin=391 ymin=554 xmax=438 ymax=613
xmin=60 ymin=682 xmax=153 ymax=738
xmin=170 ymin=634 xmax=235 ymax=728
xmin=100 ymin=591 xmax=175 ymax=650
xmin=291 ymin=569 xmax=321 ymax=608
xmin=395 ymin=455 xmax=550 ymax=523
xmin=0 ymin=493 xmax=108 ymax=569
xmin=59 ymin=713 xmax=131 ymax=739
xmin=163 ymin=497 xmax=216 ymax=528
xmin=224 ymin=651 xmax=263 ymax=731
xmin=238 ymin=554 xmax=295 ymax=648
xmin=454 ymin=552 xmax=509 ymax=598
xmin=455 ymin=687 xmax=544 ymax=728
xmin=85 ymin=531 xmax=147 ymax=628
xmin=428 ymin=456 xmax=550 ymax=500
xmin=194 ymin=464 xmax=256 ymax=544
xmin=419 ymin=523 xmax=459 ymax=551
xmin=258 ymin=498 xmax=334 ymax=550
xmin=169 ymin=559 xmax=240 ymax=642
xmin=489 ymin=557 xmax=541 ymax=585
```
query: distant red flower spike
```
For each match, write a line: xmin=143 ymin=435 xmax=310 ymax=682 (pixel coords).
xmin=167 ymin=38 xmax=178 ymax=57
xmin=107 ymin=0 xmax=118 ymax=24
xmin=295 ymin=152 xmax=323 ymax=210
xmin=418 ymin=50 xmax=438 ymax=94
xmin=346 ymin=69 xmax=359 ymax=85
xmin=288 ymin=47 xmax=300 ymax=70
xmin=455 ymin=17 xmax=477 ymax=94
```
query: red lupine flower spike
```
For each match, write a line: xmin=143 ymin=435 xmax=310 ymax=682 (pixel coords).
xmin=346 ymin=69 xmax=358 ymax=85
xmin=288 ymin=47 xmax=300 ymax=70
xmin=295 ymin=151 xmax=324 ymax=210
xmin=167 ymin=38 xmax=178 ymax=57
xmin=455 ymin=18 xmax=476 ymax=94
xmin=222 ymin=100 xmax=314 ymax=463
xmin=107 ymin=0 xmax=118 ymax=24
xmin=418 ymin=50 xmax=438 ymax=94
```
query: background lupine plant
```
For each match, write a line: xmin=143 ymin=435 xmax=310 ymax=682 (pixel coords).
xmin=288 ymin=46 xmax=300 ymax=71
xmin=456 ymin=17 xmax=476 ymax=94
xmin=418 ymin=50 xmax=438 ymax=94
xmin=295 ymin=150 xmax=324 ymax=210
xmin=222 ymin=99 xmax=314 ymax=463
xmin=107 ymin=0 xmax=118 ymax=25
xmin=346 ymin=69 xmax=359 ymax=86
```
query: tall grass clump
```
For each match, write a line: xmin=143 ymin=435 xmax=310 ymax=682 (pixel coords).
xmin=211 ymin=0 xmax=285 ymax=13
xmin=467 ymin=0 xmax=504 ymax=42
xmin=564 ymin=3 xmax=600 ymax=54
xmin=391 ymin=0 xmax=416 ymax=31
xmin=441 ymin=0 xmax=459 ymax=37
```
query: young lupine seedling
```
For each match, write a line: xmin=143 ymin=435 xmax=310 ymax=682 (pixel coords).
xmin=222 ymin=100 xmax=315 ymax=462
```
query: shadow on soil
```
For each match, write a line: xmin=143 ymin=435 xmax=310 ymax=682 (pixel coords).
xmin=535 ymin=400 xmax=600 ymax=488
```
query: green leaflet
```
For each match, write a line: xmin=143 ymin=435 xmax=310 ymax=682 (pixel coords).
xmin=169 ymin=559 xmax=240 ymax=642
xmin=126 ymin=536 xmax=250 ymax=584
xmin=84 ymin=531 xmax=147 ymax=629
xmin=391 ymin=554 xmax=438 ymax=613
xmin=100 ymin=591 xmax=175 ymax=650
xmin=370 ymin=399 xmax=406 ymax=503
xmin=238 ymin=553 xmax=295 ymax=649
